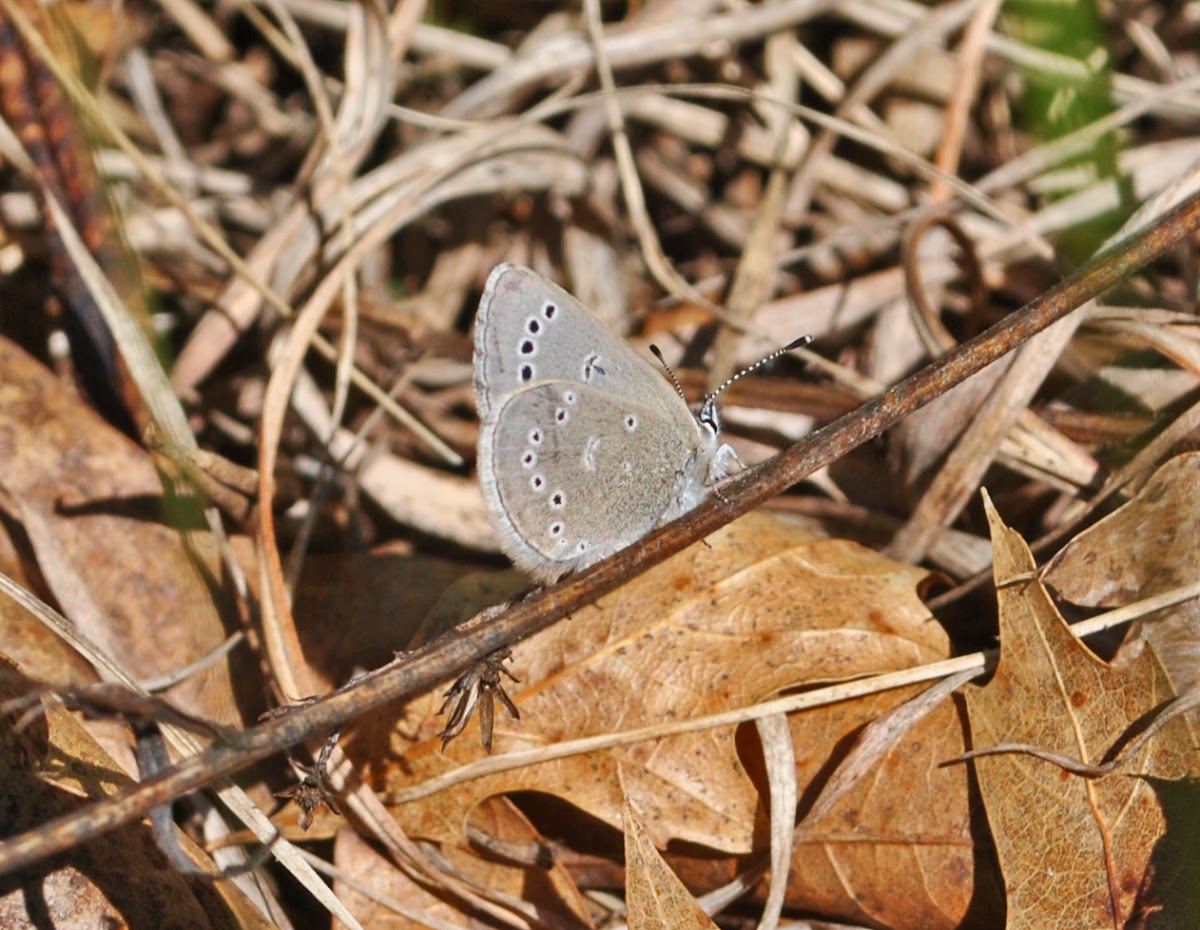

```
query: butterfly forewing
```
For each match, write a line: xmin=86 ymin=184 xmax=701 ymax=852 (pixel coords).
xmin=475 ymin=264 xmax=682 ymax=417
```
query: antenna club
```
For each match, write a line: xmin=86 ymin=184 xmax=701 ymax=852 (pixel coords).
xmin=648 ymin=343 xmax=689 ymax=402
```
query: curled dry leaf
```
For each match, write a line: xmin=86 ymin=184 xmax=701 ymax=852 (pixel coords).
xmin=964 ymin=493 xmax=1200 ymax=930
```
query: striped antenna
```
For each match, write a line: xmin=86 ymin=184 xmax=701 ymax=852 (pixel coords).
xmin=652 ymin=335 xmax=813 ymax=434
xmin=649 ymin=344 xmax=689 ymax=403
xmin=702 ymin=335 xmax=812 ymax=432
xmin=706 ymin=335 xmax=813 ymax=404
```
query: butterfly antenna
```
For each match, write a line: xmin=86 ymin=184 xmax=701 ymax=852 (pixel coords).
xmin=706 ymin=334 xmax=813 ymax=402
xmin=649 ymin=344 xmax=689 ymax=403
xmin=700 ymin=334 xmax=812 ymax=432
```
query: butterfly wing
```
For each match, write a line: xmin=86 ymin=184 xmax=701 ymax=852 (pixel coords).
xmin=478 ymin=381 xmax=713 ymax=581
xmin=474 ymin=263 xmax=681 ymax=418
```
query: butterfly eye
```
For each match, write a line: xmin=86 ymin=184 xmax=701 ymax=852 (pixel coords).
xmin=698 ymin=397 xmax=720 ymax=435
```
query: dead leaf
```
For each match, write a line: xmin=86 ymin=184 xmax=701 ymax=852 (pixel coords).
xmin=624 ymin=797 xmax=718 ymax=930
xmin=1043 ymin=452 xmax=1200 ymax=607
xmin=0 ymin=337 xmax=242 ymax=726
xmin=964 ymin=492 xmax=1200 ymax=929
xmin=368 ymin=513 xmax=947 ymax=857
xmin=645 ymin=671 xmax=998 ymax=930
xmin=337 ymin=514 xmax=1001 ymax=927
xmin=777 ymin=667 xmax=995 ymax=929
xmin=1043 ymin=451 xmax=1200 ymax=694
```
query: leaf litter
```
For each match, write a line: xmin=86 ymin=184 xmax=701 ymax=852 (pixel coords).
xmin=0 ymin=1 xmax=1198 ymax=929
